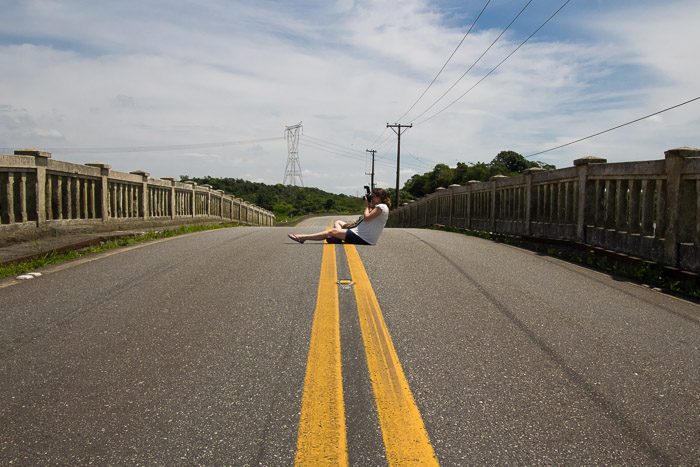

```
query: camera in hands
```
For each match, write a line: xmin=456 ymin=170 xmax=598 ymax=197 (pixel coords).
xmin=363 ymin=185 xmax=371 ymax=203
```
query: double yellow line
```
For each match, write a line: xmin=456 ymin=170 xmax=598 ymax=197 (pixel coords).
xmin=295 ymin=239 xmax=439 ymax=466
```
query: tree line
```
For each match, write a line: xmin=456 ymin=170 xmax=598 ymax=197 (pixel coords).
xmin=402 ymin=151 xmax=554 ymax=200
xmin=181 ymin=151 xmax=554 ymax=221
xmin=179 ymin=176 xmax=366 ymax=222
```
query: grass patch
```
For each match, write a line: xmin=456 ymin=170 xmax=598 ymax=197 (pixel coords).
xmin=0 ymin=222 xmax=243 ymax=279
xmin=427 ymin=224 xmax=700 ymax=300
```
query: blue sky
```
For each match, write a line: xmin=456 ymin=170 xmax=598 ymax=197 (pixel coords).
xmin=1 ymin=0 xmax=698 ymax=195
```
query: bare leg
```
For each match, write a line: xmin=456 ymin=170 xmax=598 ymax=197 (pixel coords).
xmin=295 ymin=227 xmax=347 ymax=242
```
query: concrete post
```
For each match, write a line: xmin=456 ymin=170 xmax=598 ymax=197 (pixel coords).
xmin=490 ymin=175 xmax=508 ymax=232
xmin=215 ymin=190 xmax=225 ymax=218
xmin=574 ymin=156 xmax=607 ymax=243
xmin=14 ymin=150 xmax=51 ymax=226
xmin=183 ymin=181 xmax=197 ymax=217
xmin=448 ymin=184 xmax=460 ymax=227
xmin=201 ymin=184 xmax=212 ymax=217
xmin=130 ymin=170 xmax=149 ymax=218
xmin=435 ymin=187 xmax=446 ymax=225
xmin=466 ymin=181 xmax=479 ymax=230
xmin=86 ymin=162 xmax=111 ymax=221
xmin=664 ymin=147 xmax=700 ymax=266
xmin=524 ymin=168 xmax=544 ymax=236
xmin=161 ymin=177 xmax=177 ymax=219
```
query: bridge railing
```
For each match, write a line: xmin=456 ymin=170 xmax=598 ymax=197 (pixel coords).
xmin=388 ymin=147 xmax=700 ymax=273
xmin=0 ymin=149 xmax=275 ymax=232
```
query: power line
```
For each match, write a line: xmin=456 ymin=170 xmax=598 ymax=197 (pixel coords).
xmin=301 ymin=135 xmax=430 ymax=172
xmin=524 ymin=96 xmax=700 ymax=158
xmin=299 ymin=139 xmax=391 ymax=166
xmin=409 ymin=0 xmax=532 ymax=123
xmin=303 ymin=135 xmax=366 ymax=155
xmin=1 ymin=137 xmax=285 ymax=154
xmin=416 ymin=0 xmax=572 ymax=126
xmin=369 ymin=2 xmax=491 ymax=155
xmin=395 ymin=0 xmax=492 ymax=123
xmin=374 ymin=133 xmax=397 ymax=152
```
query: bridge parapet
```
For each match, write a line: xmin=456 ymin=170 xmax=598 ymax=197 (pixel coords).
xmin=388 ymin=147 xmax=700 ymax=272
xmin=0 ymin=150 xmax=275 ymax=235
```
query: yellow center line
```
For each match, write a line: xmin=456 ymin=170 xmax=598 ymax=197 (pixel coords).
xmin=345 ymin=244 xmax=439 ymax=466
xmin=295 ymin=237 xmax=348 ymax=466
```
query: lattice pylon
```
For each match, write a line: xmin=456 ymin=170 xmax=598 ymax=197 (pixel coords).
xmin=283 ymin=121 xmax=304 ymax=186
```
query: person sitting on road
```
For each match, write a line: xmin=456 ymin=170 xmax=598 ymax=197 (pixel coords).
xmin=288 ymin=188 xmax=391 ymax=245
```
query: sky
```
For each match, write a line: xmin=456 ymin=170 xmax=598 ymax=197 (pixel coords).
xmin=1 ymin=0 xmax=698 ymax=196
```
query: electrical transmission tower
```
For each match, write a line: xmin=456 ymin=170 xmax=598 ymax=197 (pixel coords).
xmin=283 ymin=121 xmax=304 ymax=187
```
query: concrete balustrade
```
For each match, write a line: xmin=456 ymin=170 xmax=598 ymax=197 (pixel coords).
xmin=0 ymin=150 xmax=275 ymax=234
xmin=388 ymin=147 xmax=700 ymax=273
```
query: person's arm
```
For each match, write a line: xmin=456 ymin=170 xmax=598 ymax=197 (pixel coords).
xmin=362 ymin=203 xmax=383 ymax=221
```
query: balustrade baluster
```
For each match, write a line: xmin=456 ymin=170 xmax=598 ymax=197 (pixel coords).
xmin=66 ymin=177 xmax=74 ymax=220
xmin=109 ymin=184 xmax=115 ymax=218
xmin=572 ymin=181 xmax=579 ymax=226
xmin=89 ymin=180 xmax=96 ymax=218
xmin=6 ymin=172 xmax=15 ymax=223
xmin=18 ymin=173 xmax=27 ymax=222
xmin=45 ymin=175 xmax=53 ymax=220
xmin=561 ymin=182 xmax=568 ymax=224
xmin=628 ymin=180 xmax=641 ymax=234
xmin=115 ymin=184 xmax=121 ymax=218
xmin=156 ymin=188 xmax=162 ymax=217
xmin=149 ymin=189 xmax=154 ymax=217
xmin=640 ymin=179 xmax=655 ymax=236
xmin=614 ymin=180 xmax=624 ymax=231
xmin=56 ymin=177 xmax=64 ymax=219
xmin=656 ymin=179 xmax=667 ymax=238
xmin=79 ymin=179 xmax=84 ymax=218
xmin=696 ymin=180 xmax=700 ymax=245
xmin=594 ymin=180 xmax=603 ymax=227
xmin=604 ymin=180 xmax=616 ymax=229
xmin=126 ymin=184 xmax=131 ymax=218
xmin=555 ymin=182 xmax=562 ymax=224
xmin=518 ymin=186 xmax=524 ymax=221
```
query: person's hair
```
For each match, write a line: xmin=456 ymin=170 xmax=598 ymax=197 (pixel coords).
xmin=372 ymin=188 xmax=391 ymax=208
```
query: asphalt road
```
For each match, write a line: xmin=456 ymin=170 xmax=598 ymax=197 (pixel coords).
xmin=1 ymin=216 xmax=699 ymax=465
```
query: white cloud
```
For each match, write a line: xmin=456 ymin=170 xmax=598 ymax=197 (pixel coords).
xmin=0 ymin=0 xmax=698 ymax=194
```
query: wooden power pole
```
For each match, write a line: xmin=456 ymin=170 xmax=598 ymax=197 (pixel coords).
xmin=387 ymin=123 xmax=412 ymax=209
xmin=365 ymin=149 xmax=377 ymax=190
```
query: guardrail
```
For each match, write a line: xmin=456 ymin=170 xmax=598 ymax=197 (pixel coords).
xmin=0 ymin=149 xmax=275 ymax=233
xmin=388 ymin=147 xmax=700 ymax=273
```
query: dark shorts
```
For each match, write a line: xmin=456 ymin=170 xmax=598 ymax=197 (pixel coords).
xmin=344 ymin=229 xmax=370 ymax=245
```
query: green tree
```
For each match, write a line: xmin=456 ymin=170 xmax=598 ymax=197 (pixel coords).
xmin=431 ymin=163 xmax=454 ymax=189
xmin=490 ymin=150 xmax=534 ymax=173
xmin=183 ymin=177 xmax=366 ymax=220
xmin=384 ymin=188 xmax=413 ymax=208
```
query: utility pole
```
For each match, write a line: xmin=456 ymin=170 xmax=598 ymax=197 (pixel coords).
xmin=365 ymin=149 xmax=377 ymax=190
xmin=387 ymin=123 xmax=412 ymax=209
